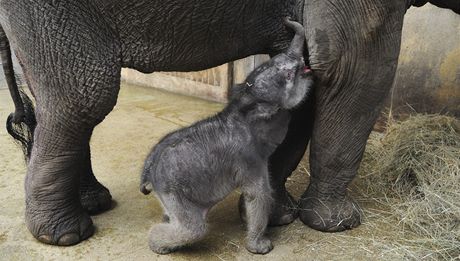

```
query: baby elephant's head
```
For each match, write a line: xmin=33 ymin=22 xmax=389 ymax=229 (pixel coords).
xmin=232 ymin=18 xmax=313 ymax=111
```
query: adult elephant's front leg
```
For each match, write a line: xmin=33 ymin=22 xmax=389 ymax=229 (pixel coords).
xmin=299 ymin=0 xmax=406 ymax=231
xmin=11 ymin=0 xmax=122 ymax=244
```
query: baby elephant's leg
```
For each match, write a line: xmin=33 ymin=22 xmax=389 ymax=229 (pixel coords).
xmin=149 ymin=194 xmax=207 ymax=254
xmin=242 ymin=171 xmax=273 ymax=254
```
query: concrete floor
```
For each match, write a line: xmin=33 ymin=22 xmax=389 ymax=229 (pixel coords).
xmin=1 ymin=84 xmax=405 ymax=261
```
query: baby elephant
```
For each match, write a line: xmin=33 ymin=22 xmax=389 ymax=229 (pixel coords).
xmin=140 ymin=18 xmax=313 ymax=255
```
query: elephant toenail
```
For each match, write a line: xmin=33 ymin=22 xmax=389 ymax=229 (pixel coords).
xmin=38 ymin=235 xmax=53 ymax=244
xmin=58 ymin=233 xmax=80 ymax=246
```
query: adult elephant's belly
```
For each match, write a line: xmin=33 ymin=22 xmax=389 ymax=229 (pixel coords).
xmin=100 ymin=0 xmax=297 ymax=73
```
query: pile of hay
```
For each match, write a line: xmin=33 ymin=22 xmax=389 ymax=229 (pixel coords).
xmin=356 ymin=114 xmax=460 ymax=259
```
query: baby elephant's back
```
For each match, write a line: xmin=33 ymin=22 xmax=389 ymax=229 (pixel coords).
xmin=147 ymin=119 xmax=244 ymax=197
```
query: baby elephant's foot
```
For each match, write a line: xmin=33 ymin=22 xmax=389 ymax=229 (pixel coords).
xmin=149 ymin=225 xmax=175 ymax=254
xmin=150 ymin=243 xmax=176 ymax=255
xmin=246 ymin=237 xmax=273 ymax=254
xmin=149 ymin=223 xmax=198 ymax=255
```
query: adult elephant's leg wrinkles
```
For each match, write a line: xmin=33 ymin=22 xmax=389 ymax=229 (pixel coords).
xmin=5 ymin=1 xmax=122 ymax=245
xmin=26 ymin=127 xmax=95 ymax=245
xmin=25 ymin=67 xmax=120 ymax=246
xmin=299 ymin=0 xmax=406 ymax=232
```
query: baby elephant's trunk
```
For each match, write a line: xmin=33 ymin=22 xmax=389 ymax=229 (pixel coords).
xmin=284 ymin=18 xmax=305 ymax=57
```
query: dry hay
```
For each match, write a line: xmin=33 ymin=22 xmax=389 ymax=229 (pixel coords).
xmin=205 ymin=114 xmax=459 ymax=260
xmin=353 ymin=114 xmax=460 ymax=260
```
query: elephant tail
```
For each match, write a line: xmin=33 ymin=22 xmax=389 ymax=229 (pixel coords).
xmin=140 ymin=145 xmax=165 ymax=195
xmin=140 ymin=132 xmax=179 ymax=195
xmin=0 ymin=25 xmax=36 ymax=161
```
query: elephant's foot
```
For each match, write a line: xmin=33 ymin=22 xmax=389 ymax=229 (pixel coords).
xmin=246 ymin=237 xmax=273 ymax=254
xmin=26 ymin=199 xmax=94 ymax=246
xmin=238 ymin=190 xmax=298 ymax=226
xmin=299 ymin=186 xmax=362 ymax=232
xmin=80 ymin=179 xmax=112 ymax=215
xmin=268 ymin=190 xmax=298 ymax=226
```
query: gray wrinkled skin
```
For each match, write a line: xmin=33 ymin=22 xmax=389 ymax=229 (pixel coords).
xmin=140 ymin=20 xmax=313 ymax=255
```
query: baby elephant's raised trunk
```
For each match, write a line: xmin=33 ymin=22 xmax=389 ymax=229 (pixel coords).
xmin=284 ymin=18 xmax=305 ymax=57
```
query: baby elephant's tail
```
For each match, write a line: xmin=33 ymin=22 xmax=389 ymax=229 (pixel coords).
xmin=140 ymin=134 xmax=177 ymax=195
xmin=140 ymin=161 xmax=153 ymax=195
xmin=140 ymin=181 xmax=153 ymax=195
xmin=140 ymin=153 xmax=158 ymax=195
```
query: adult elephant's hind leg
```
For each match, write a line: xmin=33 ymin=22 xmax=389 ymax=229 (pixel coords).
xmin=26 ymin=126 xmax=94 ymax=245
xmin=299 ymin=0 xmax=406 ymax=232
xmin=80 ymin=143 xmax=113 ymax=215
xmin=17 ymin=1 xmax=122 ymax=244
xmin=26 ymin=76 xmax=120 ymax=245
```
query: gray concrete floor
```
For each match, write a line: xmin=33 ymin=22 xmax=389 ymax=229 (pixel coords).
xmin=1 ymin=84 xmax=402 ymax=261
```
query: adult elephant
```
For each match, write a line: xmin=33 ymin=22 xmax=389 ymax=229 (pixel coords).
xmin=0 ymin=0 xmax=458 ymax=246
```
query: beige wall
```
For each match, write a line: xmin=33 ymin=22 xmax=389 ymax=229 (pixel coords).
xmin=120 ymin=55 xmax=271 ymax=103
xmin=232 ymin=55 xmax=269 ymax=84
xmin=391 ymin=4 xmax=460 ymax=117
xmin=121 ymin=64 xmax=229 ymax=103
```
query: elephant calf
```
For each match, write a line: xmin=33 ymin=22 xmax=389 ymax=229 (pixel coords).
xmin=139 ymin=19 xmax=313 ymax=255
